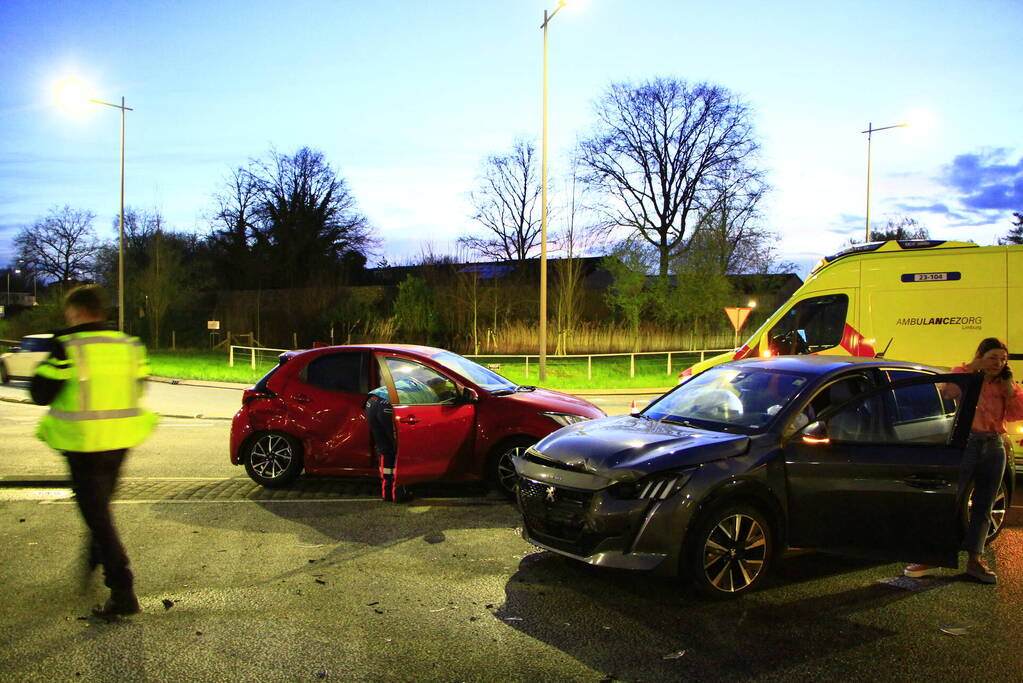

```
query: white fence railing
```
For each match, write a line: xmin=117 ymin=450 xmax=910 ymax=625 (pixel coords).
xmin=464 ymin=349 xmax=731 ymax=379
xmin=229 ymin=345 xmax=290 ymax=369
xmin=229 ymin=345 xmax=731 ymax=379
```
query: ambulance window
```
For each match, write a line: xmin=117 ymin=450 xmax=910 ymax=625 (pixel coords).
xmin=768 ymin=294 xmax=848 ymax=355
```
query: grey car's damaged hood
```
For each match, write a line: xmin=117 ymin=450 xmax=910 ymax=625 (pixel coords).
xmin=528 ymin=414 xmax=751 ymax=481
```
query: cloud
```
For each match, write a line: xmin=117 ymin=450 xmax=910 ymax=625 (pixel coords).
xmin=943 ymin=148 xmax=1023 ymax=210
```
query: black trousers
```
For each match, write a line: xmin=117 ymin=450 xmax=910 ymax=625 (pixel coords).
xmin=365 ymin=395 xmax=400 ymax=500
xmin=65 ymin=449 xmax=133 ymax=591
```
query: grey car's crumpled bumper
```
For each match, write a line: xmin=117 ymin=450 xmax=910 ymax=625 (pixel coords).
xmin=514 ymin=456 xmax=695 ymax=573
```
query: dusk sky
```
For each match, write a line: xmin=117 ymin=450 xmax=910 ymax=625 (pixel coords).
xmin=2 ymin=0 xmax=1021 ymax=278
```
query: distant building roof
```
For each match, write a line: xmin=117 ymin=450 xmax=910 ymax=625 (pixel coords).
xmin=457 ymin=264 xmax=516 ymax=279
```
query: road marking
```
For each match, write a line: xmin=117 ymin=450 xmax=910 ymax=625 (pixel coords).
xmin=0 ymin=489 xmax=74 ymax=501
xmin=41 ymin=497 xmax=506 ymax=506
xmin=156 ymin=423 xmax=220 ymax=428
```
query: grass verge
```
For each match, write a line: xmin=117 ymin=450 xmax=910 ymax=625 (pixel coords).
xmin=147 ymin=349 xmax=720 ymax=392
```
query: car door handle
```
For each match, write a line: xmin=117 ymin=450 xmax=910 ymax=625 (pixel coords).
xmin=294 ymin=394 xmax=311 ymax=403
xmin=903 ymin=475 xmax=950 ymax=490
xmin=398 ymin=415 xmax=418 ymax=425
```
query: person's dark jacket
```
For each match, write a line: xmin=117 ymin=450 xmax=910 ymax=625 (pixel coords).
xmin=30 ymin=321 xmax=114 ymax=406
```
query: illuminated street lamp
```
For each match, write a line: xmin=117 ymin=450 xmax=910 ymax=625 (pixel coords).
xmin=55 ymin=78 xmax=132 ymax=331
xmin=539 ymin=0 xmax=568 ymax=382
xmin=861 ymin=121 xmax=907 ymax=244
xmin=6 ymin=267 xmax=20 ymax=308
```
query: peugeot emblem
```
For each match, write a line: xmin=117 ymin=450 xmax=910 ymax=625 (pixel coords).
xmin=545 ymin=485 xmax=557 ymax=503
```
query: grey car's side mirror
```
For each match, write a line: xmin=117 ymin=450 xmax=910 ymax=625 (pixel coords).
xmin=800 ymin=421 xmax=830 ymax=445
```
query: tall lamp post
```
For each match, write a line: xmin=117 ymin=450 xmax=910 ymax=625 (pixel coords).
xmin=861 ymin=121 xmax=906 ymax=243
xmin=539 ymin=1 xmax=567 ymax=383
xmin=91 ymin=96 xmax=133 ymax=332
xmin=56 ymin=80 xmax=132 ymax=331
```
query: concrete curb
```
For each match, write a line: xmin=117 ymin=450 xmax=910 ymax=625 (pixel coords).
xmin=0 ymin=395 xmax=233 ymax=420
xmin=148 ymin=376 xmax=248 ymax=390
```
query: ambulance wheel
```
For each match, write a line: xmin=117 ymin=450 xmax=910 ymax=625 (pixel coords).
xmin=244 ymin=432 xmax=303 ymax=488
xmin=487 ymin=437 xmax=534 ymax=499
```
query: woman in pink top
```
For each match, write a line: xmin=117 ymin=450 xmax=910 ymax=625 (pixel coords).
xmin=905 ymin=337 xmax=1023 ymax=584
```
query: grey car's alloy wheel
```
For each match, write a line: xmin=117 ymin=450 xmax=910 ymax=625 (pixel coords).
xmin=688 ymin=504 xmax=773 ymax=597
xmin=966 ymin=477 xmax=1009 ymax=545
xmin=244 ymin=432 xmax=303 ymax=488
xmin=489 ymin=438 xmax=534 ymax=499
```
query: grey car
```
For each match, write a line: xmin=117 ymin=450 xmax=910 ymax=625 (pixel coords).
xmin=513 ymin=356 xmax=1009 ymax=597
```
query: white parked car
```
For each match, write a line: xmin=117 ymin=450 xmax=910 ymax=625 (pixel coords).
xmin=0 ymin=334 xmax=53 ymax=383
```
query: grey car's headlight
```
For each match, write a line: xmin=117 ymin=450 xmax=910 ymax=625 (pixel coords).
xmin=540 ymin=411 xmax=591 ymax=428
xmin=609 ymin=469 xmax=696 ymax=500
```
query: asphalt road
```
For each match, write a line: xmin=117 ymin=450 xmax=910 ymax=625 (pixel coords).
xmin=2 ymin=380 xmax=1022 ymax=681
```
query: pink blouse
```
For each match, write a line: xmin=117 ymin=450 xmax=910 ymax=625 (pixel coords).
xmin=950 ymin=364 xmax=1023 ymax=434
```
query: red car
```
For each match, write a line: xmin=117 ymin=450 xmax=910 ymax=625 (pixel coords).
xmin=230 ymin=344 xmax=605 ymax=495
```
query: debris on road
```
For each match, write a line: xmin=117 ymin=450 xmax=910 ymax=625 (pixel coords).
xmin=662 ymin=650 xmax=687 ymax=660
xmin=940 ymin=623 xmax=971 ymax=636
xmin=162 ymin=599 xmax=175 ymax=610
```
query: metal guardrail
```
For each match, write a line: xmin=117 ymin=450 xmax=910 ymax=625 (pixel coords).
xmin=464 ymin=349 xmax=731 ymax=379
xmin=228 ymin=344 xmax=732 ymax=379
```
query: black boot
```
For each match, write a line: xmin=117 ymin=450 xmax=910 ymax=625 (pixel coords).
xmin=393 ymin=485 xmax=413 ymax=503
xmin=381 ymin=475 xmax=394 ymax=501
xmin=92 ymin=589 xmax=141 ymax=617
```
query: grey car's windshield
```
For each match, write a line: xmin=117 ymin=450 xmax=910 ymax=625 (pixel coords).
xmin=645 ymin=366 xmax=810 ymax=431
xmin=430 ymin=351 xmax=517 ymax=393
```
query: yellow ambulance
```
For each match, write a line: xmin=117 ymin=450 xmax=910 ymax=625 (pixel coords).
xmin=682 ymin=239 xmax=1023 ymax=467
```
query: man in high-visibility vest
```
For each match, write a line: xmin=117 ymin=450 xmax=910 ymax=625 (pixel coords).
xmin=31 ymin=285 xmax=156 ymax=617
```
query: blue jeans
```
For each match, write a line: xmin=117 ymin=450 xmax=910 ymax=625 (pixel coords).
xmin=959 ymin=433 xmax=1006 ymax=555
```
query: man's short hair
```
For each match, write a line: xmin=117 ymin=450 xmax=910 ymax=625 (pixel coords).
xmin=64 ymin=285 xmax=108 ymax=319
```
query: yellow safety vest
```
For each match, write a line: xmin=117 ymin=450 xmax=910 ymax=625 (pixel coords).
xmin=35 ymin=330 xmax=157 ymax=452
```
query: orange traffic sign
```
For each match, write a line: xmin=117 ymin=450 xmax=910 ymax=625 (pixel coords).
xmin=723 ymin=306 xmax=752 ymax=332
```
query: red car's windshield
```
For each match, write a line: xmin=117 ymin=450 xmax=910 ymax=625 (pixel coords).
xmin=430 ymin=350 xmax=517 ymax=393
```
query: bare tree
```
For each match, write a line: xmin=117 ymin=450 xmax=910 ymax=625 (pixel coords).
xmin=140 ymin=229 xmax=189 ymax=348
xmin=552 ymin=154 xmax=593 ymax=352
xmin=693 ymin=178 xmax=774 ymax=274
xmin=14 ymin=205 xmax=100 ymax=283
xmin=252 ymin=147 xmax=376 ymax=288
xmin=848 ymin=216 xmax=930 ymax=245
xmin=460 ymin=139 xmax=543 ymax=262
xmin=208 ymin=165 xmax=263 ymax=288
xmin=999 ymin=212 xmax=1022 ymax=245
xmin=580 ymin=78 xmax=763 ymax=282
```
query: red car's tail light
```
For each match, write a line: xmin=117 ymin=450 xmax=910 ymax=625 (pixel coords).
xmin=242 ymin=389 xmax=276 ymax=405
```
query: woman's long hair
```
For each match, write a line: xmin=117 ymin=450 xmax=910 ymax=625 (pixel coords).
xmin=975 ymin=337 xmax=1008 ymax=358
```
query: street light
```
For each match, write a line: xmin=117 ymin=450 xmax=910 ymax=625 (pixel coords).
xmin=539 ymin=0 xmax=568 ymax=383
xmin=861 ymin=121 xmax=907 ymax=243
xmin=55 ymin=78 xmax=132 ymax=331
xmin=6 ymin=268 xmax=19 ymax=308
